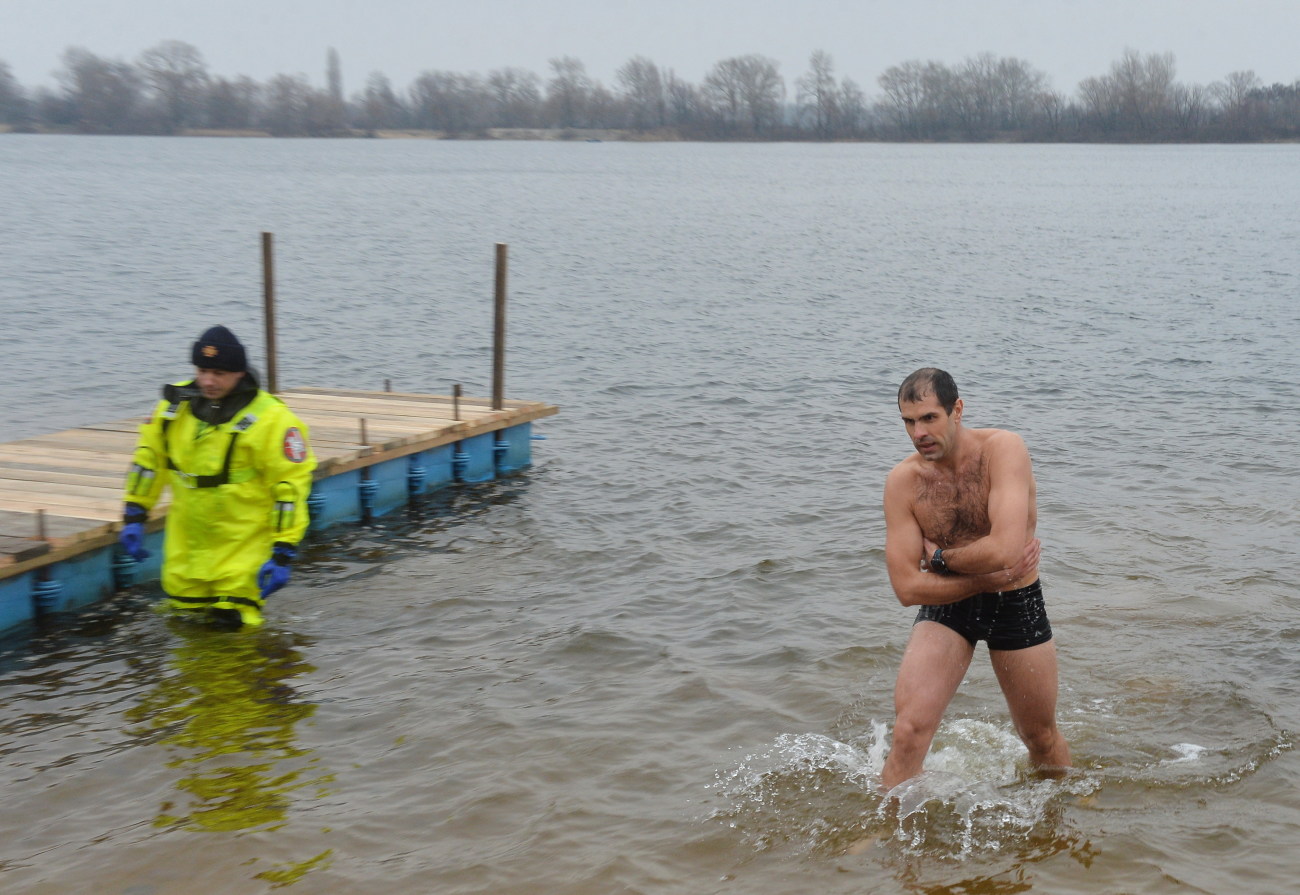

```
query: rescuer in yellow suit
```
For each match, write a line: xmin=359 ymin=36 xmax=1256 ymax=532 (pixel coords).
xmin=119 ymin=325 xmax=317 ymax=627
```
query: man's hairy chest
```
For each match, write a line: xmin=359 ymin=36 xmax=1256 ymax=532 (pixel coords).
xmin=912 ymin=458 xmax=991 ymax=548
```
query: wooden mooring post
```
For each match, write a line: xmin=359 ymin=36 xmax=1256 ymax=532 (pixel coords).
xmin=493 ymin=243 xmax=507 ymax=411
xmin=262 ymin=231 xmax=278 ymax=394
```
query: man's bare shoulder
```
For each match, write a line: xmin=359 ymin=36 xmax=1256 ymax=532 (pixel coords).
xmin=884 ymin=454 xmax=926 ymax=504
xmin=883 ymin=458 xmax=921 ymax=522
xmin=887 ymin=453 xmax=925 ymax=480
xmin=970 ymin=428 xmax=1035 ymax=481
xmin=971 ymin=427 xmax=1029 ymax=454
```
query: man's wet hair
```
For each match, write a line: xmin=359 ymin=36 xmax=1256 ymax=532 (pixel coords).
xmin=898 ymin=368 xmax=960 ymax=413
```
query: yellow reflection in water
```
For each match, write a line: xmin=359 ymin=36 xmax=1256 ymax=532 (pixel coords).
xmin=125 ymin=617 xmax=330 ymax=834
xmin=256 ymin=849 xmax=334 ymax=888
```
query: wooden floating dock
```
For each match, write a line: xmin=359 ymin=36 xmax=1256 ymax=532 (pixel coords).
xmin=0 ymin=387 xmax=557 ymax=632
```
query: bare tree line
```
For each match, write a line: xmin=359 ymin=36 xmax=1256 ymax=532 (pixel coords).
xmin=1 ymin=41 xmax=1297 ymax=142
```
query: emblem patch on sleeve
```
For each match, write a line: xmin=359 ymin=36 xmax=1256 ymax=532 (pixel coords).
xmin=283 ymin=427 xmax=307 ymax=462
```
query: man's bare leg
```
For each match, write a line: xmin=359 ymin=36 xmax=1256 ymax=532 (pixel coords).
xmin=991 ymin=639 xmax=1071 ymax=772
xmin=881 ymin=621 xmax=976 ymax=791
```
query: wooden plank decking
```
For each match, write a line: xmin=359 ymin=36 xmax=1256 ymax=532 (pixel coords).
xmin=0 ymin=387 xmax=557 ymax=577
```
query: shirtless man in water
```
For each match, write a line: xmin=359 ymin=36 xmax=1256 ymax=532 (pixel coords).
xmin=880 ymin=368 xmax=1071 ymax=790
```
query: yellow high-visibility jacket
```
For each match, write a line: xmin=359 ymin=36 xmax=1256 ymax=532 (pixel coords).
xmin=124 ymin=381 xmax=316 ymax=606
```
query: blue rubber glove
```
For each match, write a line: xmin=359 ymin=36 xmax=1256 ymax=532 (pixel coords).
xmin=119 ymin=503 xmax=150 ymax=561
xmin=257 ymin=542 xmax=296 ymax=598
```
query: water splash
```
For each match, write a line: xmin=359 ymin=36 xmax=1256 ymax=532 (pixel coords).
xmin=1163 ymin=742 xmax=1208 ymax=764
xmin=709 ymin=727 xmax=887 ymax=856
xmin=711 ymin=719 xmax=1093 ymax=859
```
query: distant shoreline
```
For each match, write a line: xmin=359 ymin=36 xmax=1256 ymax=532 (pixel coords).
xmin=0 ymin=125 xmax=652 ymax=141
xmin=3 ymin=124 xmax=1297 ymax=144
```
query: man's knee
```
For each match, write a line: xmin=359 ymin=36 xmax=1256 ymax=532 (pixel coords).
xmin=891 ymin=714 xmax=940 ymax=753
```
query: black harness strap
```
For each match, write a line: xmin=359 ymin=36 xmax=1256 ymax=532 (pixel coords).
xmin=163 ymin=411 xmax=257 ymax=488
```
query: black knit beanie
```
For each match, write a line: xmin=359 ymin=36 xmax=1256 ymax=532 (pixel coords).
xmin=191 ymin=325 xmax=248 ymax=372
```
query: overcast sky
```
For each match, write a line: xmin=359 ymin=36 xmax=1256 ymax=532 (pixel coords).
xmin=5 ymin=0 xmax=1298 ymax=96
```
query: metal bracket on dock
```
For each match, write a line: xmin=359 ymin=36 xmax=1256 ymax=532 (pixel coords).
xmin=408 ymin=456 xmax=427 ymax=494
xmin=359 ymin=477 xmax=379 ymax=516
xmin=112 ymin=551 xmax=138 ymax=589
xmin=33 ymin=577 xmax=62 ymax=615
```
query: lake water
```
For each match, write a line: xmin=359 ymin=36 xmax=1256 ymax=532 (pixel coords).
xmin=1 ymin=135 xmax=1298 ymax=894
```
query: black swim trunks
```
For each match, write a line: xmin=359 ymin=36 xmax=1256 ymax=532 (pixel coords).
xmin=913 ymin=579 xmax=1053 ymax=650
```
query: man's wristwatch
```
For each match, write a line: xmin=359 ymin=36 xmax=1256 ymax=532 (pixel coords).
xmin=930 ymin=548 xmax=950 ymax=575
